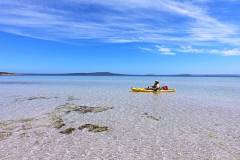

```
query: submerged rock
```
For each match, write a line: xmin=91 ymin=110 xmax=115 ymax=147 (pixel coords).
xmin=57 ymin=103 xmax=113 ymax=114
xmin=51 ymin=116 xmax=65 ymax=129
xmin=0 ymin=122 xmax=8 ymax=128
xmin=27 ymin=96 xmax=48 ymax=101
xmin=78 ymin=124 xmax=109 ymax=133
xmin=0 ymin=131 xmax=12 ymax=141
xmin=0 ymin=118 xmax=33 ymax=133
xmin=67 ymin=96 xmax=80 ymax=101
xmin=59 ymin=128 xmax=75 ymax=135
xmin=143 ymin=113 xmax=161 ymax=121
xmin=0 ymin=103 xmax=113 ymax=139
xmin=18 ymin=118 xmax=34 ymax=123
xmin=27 ymin=96 xmax=58 ymax=101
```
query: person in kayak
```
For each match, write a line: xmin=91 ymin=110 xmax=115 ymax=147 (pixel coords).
xmin=146 ymin=80 xmax=160 ymax=91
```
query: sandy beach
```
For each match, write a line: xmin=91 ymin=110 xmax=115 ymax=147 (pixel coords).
xmin=0 ymin=76 xmax=240 ymax=160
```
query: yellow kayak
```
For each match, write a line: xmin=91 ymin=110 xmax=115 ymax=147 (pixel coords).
xmin=131 ymin=88 xmax=176 ymax=93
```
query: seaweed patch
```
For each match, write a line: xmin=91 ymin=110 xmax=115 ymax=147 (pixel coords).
xmin=27 ymin=96 xmax=58 ymax=101
xmin=67 ymin=96 xmax=80 ymax=101
xmin=57 ymin=103 xmax=113 ymax=114
xmin=143 ymin=113 xmax=161 ymax=121
xmin=59 ymin=128 xmax=76 ymax=135
xmin=78 ymin=124 xmax=109 ymax=133
xmin=51 ymin=116 xmax=65 ymax=129
xmin=0 ymin=131 xmax=12 ymax=141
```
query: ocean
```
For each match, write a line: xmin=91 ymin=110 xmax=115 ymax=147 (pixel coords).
xmin=1 ymin=76 xmax=240 ymax=159
xmin=0 ymin=76 xmax=239 ymax=120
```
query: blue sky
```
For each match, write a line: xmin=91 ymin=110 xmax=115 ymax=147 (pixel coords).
xmin=0 ymin=0 xmax=240 ymax=74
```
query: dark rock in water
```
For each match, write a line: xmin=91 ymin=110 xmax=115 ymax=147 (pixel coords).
xmin=78 ymin=124 xmax=109 ymax=133
xmin=59 ymin=128 xmax=75 ymax=134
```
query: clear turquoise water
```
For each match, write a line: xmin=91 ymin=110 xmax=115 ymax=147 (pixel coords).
xmin=0 ymin=76 xmax=240 ymax=120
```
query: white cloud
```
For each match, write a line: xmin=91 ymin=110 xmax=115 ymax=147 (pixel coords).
xmin=141 ymin=45 xmax=240 ymax=56
xmin=179 ymin=46 xmax=240 ymax=56
xmin=155 ymin=45 xmax=176 ymax=55
xmin=222 ymin=48 xmax=240 ymax=56
xmin=140 ymin=45 xmax=175 ymax=56
xmin=0 ymin=0 xmax=239 ymax=52
xmin=159 ymin=51 xmax=176 ymax=56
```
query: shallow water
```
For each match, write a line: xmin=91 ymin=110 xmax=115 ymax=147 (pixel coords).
xmin=0 ymin=76 xmax=240 ymax=159
xmin=0 ymin=76 xmax=239 ymax=120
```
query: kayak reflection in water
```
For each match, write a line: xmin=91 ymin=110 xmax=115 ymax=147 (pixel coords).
xmin=146 ymin=80 xmax=160 ymax=91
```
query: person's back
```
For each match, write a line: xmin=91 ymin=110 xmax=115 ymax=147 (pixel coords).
xmin=153 ymin=82 xmax=160 ymax=89
xmin=151 ymin=81 xmax=160 ymax=90
xmin=146 ymin=80 xmax=161 ymax=90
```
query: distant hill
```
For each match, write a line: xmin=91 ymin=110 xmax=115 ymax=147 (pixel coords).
xmin=0 ymin=72 xmax=239 ymax=77
xmin=21 ymin=72 xmax=126 ymax=76
xmin=65 ymin=72 xmax=126 ymax=76
xmin=136 ymin=73 xmax=239 ymax=77
xmin=0 ymin=72 xmax=15 ymax=76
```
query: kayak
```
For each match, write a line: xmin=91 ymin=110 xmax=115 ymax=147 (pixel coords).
xmin=131 ymin=88 xmax=176 ymax=93
xmin=131 ymin=87 xmax=176 ymax=93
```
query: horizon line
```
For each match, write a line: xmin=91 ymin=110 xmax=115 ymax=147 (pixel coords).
xmin=1 ymin=72 xmax=240 ymax=77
